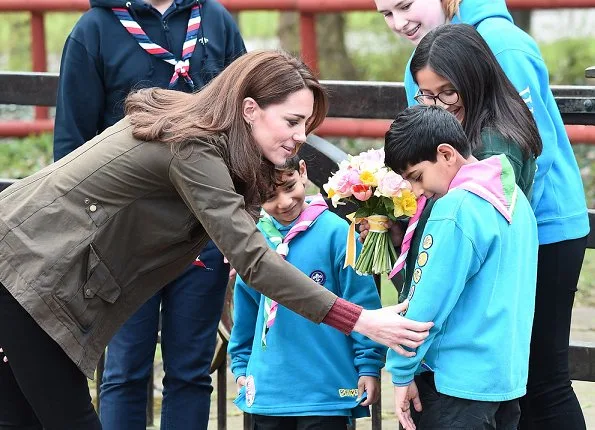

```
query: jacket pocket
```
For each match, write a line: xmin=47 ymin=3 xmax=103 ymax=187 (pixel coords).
xmin=54 ymin=244 xmax=121 ymax=332
xmin=85 ymin=200 xmax=109 ymax=227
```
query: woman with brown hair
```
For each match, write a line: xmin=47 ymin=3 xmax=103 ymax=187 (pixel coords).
xmin=0 ymin=50 xmax=432 ymax=430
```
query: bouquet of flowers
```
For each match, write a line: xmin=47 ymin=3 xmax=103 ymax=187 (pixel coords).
xmin=323 ymin=148 xmax=417 ymax=275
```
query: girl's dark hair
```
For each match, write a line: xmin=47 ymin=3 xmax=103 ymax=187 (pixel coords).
xmin=385 ymin=105 xmax=470 ymax=173
xmin=410 ymin=24 xmax=542 ymax=158
xmin=125 ymin=50 xmax=328 ymax=219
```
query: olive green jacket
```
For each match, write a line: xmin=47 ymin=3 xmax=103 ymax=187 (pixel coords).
xmin=0 ymin=119 xmax=336 ymax=378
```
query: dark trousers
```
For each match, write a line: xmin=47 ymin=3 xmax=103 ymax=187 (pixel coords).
xmin=100 ymin=241 xmax=229 ymax=430
xmin=0 ymin=283 xmax=101 ymax=430
xmin=411 ymin=372 xmax=520 ymax=429
xmin=251 ymin=414 xmax=348 ymax=430
xmin=519 ymin=236 xmax=587 ymax=430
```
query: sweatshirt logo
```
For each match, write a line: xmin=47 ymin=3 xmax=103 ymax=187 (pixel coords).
xmin=245 ymin=375 xmax=256 ymax=407
xmin=338 ymin=388 xmax=359 ymax=398
xmin=198 ymin=37 xmax=209 ymax=45
xmin=310 ymin=270 xmax=326 ymax=285
xmin=519 ymin=87 xmax=534 ymax=114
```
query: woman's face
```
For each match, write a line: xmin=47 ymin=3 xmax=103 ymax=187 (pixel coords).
xmin=375 ymin=0 xmax=447 ymax=45
xmin=415 ymin=65 xmax=465 ymax=123
xmin=244 ymin=88 xmax=314 ymax=166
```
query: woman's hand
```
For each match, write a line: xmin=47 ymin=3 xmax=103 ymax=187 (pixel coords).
xmin=223 ymin=256 xmax=237 ymax=279
xmin=352 ymin=300 xmax=432 ymax=356
xmin=358 ymin=219 xmax=405 ymax=247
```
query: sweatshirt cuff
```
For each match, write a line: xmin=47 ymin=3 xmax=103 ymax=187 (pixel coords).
xmin=391 ymin=374 xmax=415 ymax=387
xmin=358 ymin=365 xmax=381 ymax=378
xmin=322 ymin=297 xmax=363 ymax=335
xmin=233 ymin=371 xmax=246 ymax=382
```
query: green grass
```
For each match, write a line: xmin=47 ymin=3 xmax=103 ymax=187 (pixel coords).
xmin=239 ymin=11 xmax=280 ymax=38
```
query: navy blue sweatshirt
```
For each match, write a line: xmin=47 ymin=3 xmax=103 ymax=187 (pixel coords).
xmin=54 ymin=0 xmax=245 ymax=160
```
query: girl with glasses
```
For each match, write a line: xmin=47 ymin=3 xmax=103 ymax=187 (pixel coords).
xmin=374 ymin=2 xmax=590 ymax=428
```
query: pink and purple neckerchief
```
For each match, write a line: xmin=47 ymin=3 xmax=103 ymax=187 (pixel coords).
xmin=389 ymin=195 xmax=427 ymax=279
xmin=388 ymin=154 xmax=518 ymax=280
xmin=113 ymin=2 xmax=202 ymax=89
xmin=257 ymin=194 xmax=328 ymax=347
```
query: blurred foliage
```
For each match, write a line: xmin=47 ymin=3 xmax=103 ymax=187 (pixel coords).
xmin=541 ymin=37 xmax=595 ymax=85
xmin=0 ymin=133 xmax=53 ymax=179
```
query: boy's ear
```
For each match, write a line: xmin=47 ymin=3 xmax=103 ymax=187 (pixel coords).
xmin=437 ymin=143 xmax=457 ymax=164
xmin=298 ymin=159 xmax=308 ymax=183
xmin=242 ymin=97 xmax=260 ymax=124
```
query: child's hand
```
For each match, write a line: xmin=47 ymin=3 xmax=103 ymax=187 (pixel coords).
xmin=394 ymin=381 xmax=422 ymax=430
xmin=236 ymin=375 xmax=246 ymax=393
xmin=357 ymin=375 xmax=380 ymax=406
xmin=0 ymin=347 xmax=7 ymax=363
xmin=358 ymin=219 xmax=405 ymax=247
xmin=223 ymin=257 xmax=237 ymax=279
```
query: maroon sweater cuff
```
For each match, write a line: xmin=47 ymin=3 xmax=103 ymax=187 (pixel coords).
xmin=322 ymin=297 xmax=363 ymax=335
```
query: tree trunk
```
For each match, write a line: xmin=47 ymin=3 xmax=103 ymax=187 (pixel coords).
xmin=510 ymin=10 xmax=532 ymax=32
xmin=277 ymin=12 xmax=360 ymax=80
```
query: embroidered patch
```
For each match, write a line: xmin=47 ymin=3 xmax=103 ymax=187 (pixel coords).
xmin=407 ymin=284 xmax=416 ymax=301
xmin=245 ymin=375 xmax=256 ymax=407
xmin=417 ymin=251 xmax=428 ymax=267
xmin=413 ymin=268 xmax=422 ymax=284
xmin=422 ymin=234 xmax=433 ymax=250
xmin=310 ymin=270 xmax=326 ymax=285
xmin=193 ymin=256 xmax=207 ymax=268
xmin=338 ymin=388 xmax=359 ymax=398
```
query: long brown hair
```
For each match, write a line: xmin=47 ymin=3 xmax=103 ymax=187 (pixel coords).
xmin=125 ymin=50 xmax=328 ymax=218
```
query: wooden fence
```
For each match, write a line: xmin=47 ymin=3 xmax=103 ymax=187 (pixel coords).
xmin=0 ymin=71 xmax=594 ymax=429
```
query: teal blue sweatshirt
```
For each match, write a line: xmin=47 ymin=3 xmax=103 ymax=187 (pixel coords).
xmin=229 ymin=208 xmax=386 ymax=416
xmin=387 ymin=155 xmax=538 ymax=401
xmin=404 ymin=0 xmax=589 ymax=245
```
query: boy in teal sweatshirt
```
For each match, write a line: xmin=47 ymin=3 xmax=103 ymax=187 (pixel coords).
xmin=384 ymin=105 xmax=538 ymax=430
xmin=228 ymin=156 xmax=386 ymax=429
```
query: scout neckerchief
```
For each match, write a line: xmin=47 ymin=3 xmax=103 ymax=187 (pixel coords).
xmin=113 ymin=2 xmax=202 ymax=89
xmin=257 ymin=194 xmax=328 ymax=347
xmin=389 ymin=154 xmax=518 ymax=280
xmin=389 ymin=195 xmax=427 ymax=279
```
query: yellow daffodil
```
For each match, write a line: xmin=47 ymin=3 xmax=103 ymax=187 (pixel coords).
xmin=359 ymin=170 xmax=378 ymax=186
xmin=401 ymin=189 xmax=417 ymax=217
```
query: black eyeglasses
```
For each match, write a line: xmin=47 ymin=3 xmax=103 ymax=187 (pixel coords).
xmin=414 ymin=89 xmax=460 ymax=106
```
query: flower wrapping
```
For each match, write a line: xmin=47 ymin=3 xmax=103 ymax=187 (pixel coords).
xmin=323 ymin=148 xmax=417 ymax=275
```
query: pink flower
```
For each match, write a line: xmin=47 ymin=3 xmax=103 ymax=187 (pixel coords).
xmin=359 ymin=148 xmax=385 ymax=165
xmin=376 ymin=171 xmax=409 ymax=198
xmin=334 ymin=169 xmax=362 ymax=194
xmin=352 ymin=184 xmax=373 ymax=201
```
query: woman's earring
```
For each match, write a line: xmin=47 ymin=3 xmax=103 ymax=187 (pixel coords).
xmin=247 ymin=121 xmax=253 ymax=130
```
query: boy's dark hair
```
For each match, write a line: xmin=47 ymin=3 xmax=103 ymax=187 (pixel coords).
xmin=385 ymin=105 xmax=471 ymax=173
xmin=411 ymin=24 xmax=542 ymax=158
xmin=276 ymin=155 xmax=301 ymax=174
xmin=272 ymin=155 xmax=301 ymax=188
